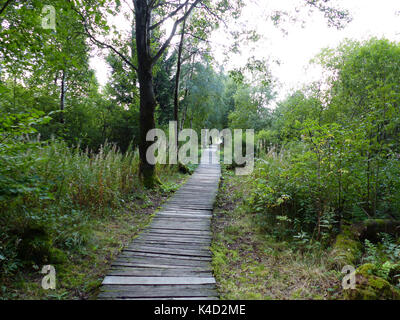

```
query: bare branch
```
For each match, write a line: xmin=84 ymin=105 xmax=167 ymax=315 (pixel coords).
xmin=86 ymin=28 xmax=138 ymax=72
xmin=149 ymin=0 xmax=190 ymax=31
xmin=185 ymin=31 xmax=209 ymax=43
xmin=151 ymin=0 xmax=202 ymax=65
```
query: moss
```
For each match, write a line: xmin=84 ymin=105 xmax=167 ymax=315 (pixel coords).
xmin=49 ymin=248 xmax=68 ymax=265
xmin=343 ymin=263 xmax=400 ymax=300
xmin=357 ymin=263 xmax=376 ymax=276
xmin=365 ymin=219 xmax=386 ymax=226
xmin=329 ymin=229 xmax=362 ymax=269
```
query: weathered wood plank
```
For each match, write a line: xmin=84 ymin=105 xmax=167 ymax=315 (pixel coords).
xmin=111 ymin=262 xmax=211 ymax=270
xmin=119 ymin=251 xmax=212 ymax=261
xmin=142 ymin=232 xmax=211 ymax=238
xmin=157 ymin=213 xmax=212 ymax=218
xmin=108 ymin=268 xmax=213 ymax=277
xmin=143 ymin=229 xmax=212 ymax=237
xmin=99 ymin=284 xmax=218 ymax=299
xmin=102 ymin=276 xmax=216 ymax=285
xmin=126 ymin=246 xmax=211 ymax=256
xmin=113 ymin=257 xmax=212 ymax=268
xmin=128 ymin=241 xmax=210 ymax=250
xmin=135 ymin=236 xmax=211 ymax=244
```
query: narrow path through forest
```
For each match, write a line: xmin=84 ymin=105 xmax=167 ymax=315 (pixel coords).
xmin=98 ymin=146 xmax=221 ymax=300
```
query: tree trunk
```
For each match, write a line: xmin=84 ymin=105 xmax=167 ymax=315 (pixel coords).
xmin=180 ymin=55 xmax=195 ymax=131
xmin=180 ymin=88 xmax=189 ymax=131
xmin=135 ymin=2 xmax=158 ymax=188
xmin=137 ymin=66 xmax=157 ymax=187
xmin=173 ymin=14 xmax=187 ymax=126
xmin=60 ymin=69 xmax=66 ymax=124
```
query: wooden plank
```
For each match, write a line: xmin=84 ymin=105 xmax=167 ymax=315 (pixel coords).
xmin=149 ymin=225 xmax=211 ymax=232
xmin=156 ymin=214 xmax=211 ymax=219
xmin=99 ymin=284 xmax=218 ymax=299
xmin=135 ymin=236 xmax=211 ymax=244
xmin=114 ymin=257 xmax=211 ymax=268
xmin=139 ymin=232 xmax=212 ymax=239
xmin=129 ymin=241 xmax=210 ymax=250
xmin=150 ymin=224 xmax=211 ymax=231
xmin=120 ymin=251 xmax=211 ymax=261
xmin=111 ymin=262 xmax=211 ymax=270
xmin=163 ymin=206 xmax=214 ymax=211
xmin=102 ymin=276 xmax=216 ymax=285
xmin=142 ymin=230 xmax=212 ymax=237
xmin=126 ymin=246 xmax=211 ymax=256
xmin=108 ymin=268 xmax=213 ymax=277
xmin=151 ymin=220 xmax=211 ymax=226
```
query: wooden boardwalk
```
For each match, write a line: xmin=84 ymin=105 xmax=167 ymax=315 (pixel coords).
xmin=98 ymin=146 xmax=221 ymax=300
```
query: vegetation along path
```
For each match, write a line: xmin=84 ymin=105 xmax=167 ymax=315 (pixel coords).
xmin=98 ymin=147 xmax=221 ymax=300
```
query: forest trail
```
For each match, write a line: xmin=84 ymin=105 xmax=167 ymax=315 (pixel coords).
xmin=98 ymin=146 xmax=221 ymax=300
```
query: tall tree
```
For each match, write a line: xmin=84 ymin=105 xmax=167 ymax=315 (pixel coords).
xmin=70 ymin=0 xmax=349 ymax=188
xmin=72 ymin=0 xmax=243 ymax=187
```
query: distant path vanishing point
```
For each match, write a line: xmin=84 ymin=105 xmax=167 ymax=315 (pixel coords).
xmin=98 ymin=146 xmax=221 ymax=300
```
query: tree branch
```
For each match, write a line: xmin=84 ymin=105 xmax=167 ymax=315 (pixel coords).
xmin=86 ymin=29 xmax=138 ymax=72
xmin=151 ymin=0 xmax=202 ymax=65
xmin=149 ymin=0 xmax=190 ymax=31
xmin=200 ymin=2 xmax=228 ymax=28
xmin=0 ymin=0 xmax=13 ymax=16
xmin=70 ymin=4 xmax=138 ymax=72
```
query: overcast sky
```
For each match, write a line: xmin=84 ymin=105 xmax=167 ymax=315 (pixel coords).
xmin=90 ymin=0 xmax=400 ymax=104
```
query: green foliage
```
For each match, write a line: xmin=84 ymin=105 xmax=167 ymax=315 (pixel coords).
xmin=362 ymin=234 xmax=400 ymax=283
xmin=248 ymin=38 xmax=400 ymax=249
xmin=0 ymin=110 xmax=52 ymax=201
xmin=0 ymin=136 xmax=134 ymax=275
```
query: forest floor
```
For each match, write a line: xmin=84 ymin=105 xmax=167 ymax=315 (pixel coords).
xmin=211 ymin=167 xmax=343 ymax=300
xmin=0 ymin=172 xmax=188 ymax=300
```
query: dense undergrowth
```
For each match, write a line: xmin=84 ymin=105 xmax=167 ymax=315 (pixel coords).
xmin=0 ymin=112 xmax=187 ymax=299
xmin=212 ymin=166 xmax=340 ymax=300
xmin=230 ymin=38 xmax=400 ymax=300
xmin=212 ymin=155 xmax=400 ymax=300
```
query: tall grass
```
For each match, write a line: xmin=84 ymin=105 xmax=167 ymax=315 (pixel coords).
xmin=32 ymin=140 xmax=141 ymax=212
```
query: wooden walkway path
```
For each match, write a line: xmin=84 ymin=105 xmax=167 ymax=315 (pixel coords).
xmin=98 ymin=146 xmax=221 ymax=300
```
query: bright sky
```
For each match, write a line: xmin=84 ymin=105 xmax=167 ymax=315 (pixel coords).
xmin=91 ymin=0 xmax=400 ymax=104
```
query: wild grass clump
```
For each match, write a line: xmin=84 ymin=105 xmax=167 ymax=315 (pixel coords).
xmin=35 ymin=140 xmax=141 ymax=212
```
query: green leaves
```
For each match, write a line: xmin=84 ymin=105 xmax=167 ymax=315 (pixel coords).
xmin=0 ymin=110 xmax=54 ymax=200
